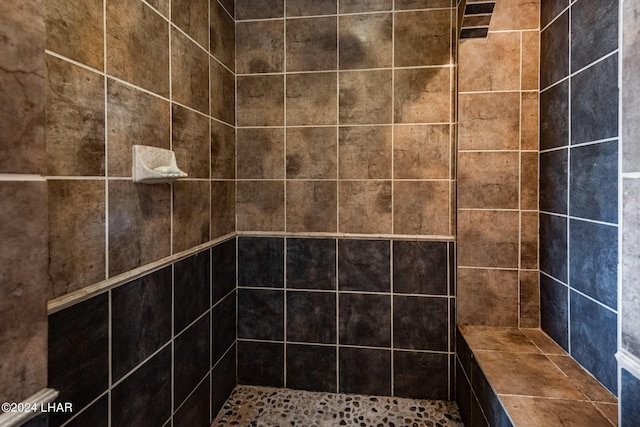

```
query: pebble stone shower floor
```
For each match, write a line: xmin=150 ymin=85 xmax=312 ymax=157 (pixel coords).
xmin=212 ymin=386 xmax=465 ymax=427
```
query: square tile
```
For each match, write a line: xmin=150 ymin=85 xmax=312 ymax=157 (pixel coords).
xmin=457 ymin=210 xmax=519 ymax=268
xmin=339 ymin=13 xmax=392 ymax=70
xmin=500 ymin=396 xmax=613 ymax=427
xmin=212 ymin=291 xmax=236 ymax=363
xmin=571 ymin=55 xmax=619 ymax=144
xmin=210 ymin=60 xmax=235 ymax=125
xmin=112 ymin=267 xmax=172 ymax=382
xmin=394 ymin=67 xmax=450 ymax=124
xmin=45 ymin=0 xmax=103 ymax=69
xmin=286 ymin=127 xmax=337 ymax=179
xmin=339 ymin=293 xmax=391 ymax=347
xmin=106 ymin=0 xmax=169 ymax=97
xmin=339 ymin=181 xmax=392 ymax=234
xmin=171 ymin=0 xmax=208 ymax=47
xmin=540 ymin=10 xmax=569 ymax=89
xmin=548 ymin=354 xmax=617 ymax=403
xmin=111 ymin=347 xmax=171 ymax=427
xmin=394 ymin=296 xmax=448 ymax=351
xmin=459 ymin=32 xmax=520 ymax=91
xmin=339 ymin=126 xmax=392 ymax=179
xmin=540 ymin=213 xmax=568 ymax=281
xmin=569 ymin=140 xmax=618 ymax=223
xmin=237 ymin=75 xmax=284 ymax=126
xmin=394 ymin=124 xmax=450 ymax=179
xmin=211 ymin=181 xmax=235 ymax=238
xmin=339 ymin=347 xmax=391 ymax=396
xmin=48 ymin=180 xmax=105 ymax=297
xmin=570 ymin=291 xmax=618 ymax=394
xmin=338 ymin=239 xmax=390 ymax=293
xmin=108 ymin=181 xmax=170 ymax=275
xmin=287 ymin=291 xmax=337 ymax=344
xmin=457 ymin=268 xmax=519 ymax=326
xmin=46 ymin=55 xmax=105 ymax=176
xmin=237 ymin=128 xmax=285 ymax=179
xmin=569 ymin=219 xmax=618 ymax=309
xmin=48 ymin=294 xmax=108 ymax=425
xmin=173 ymin=182 xmax=210 ymax=252
xmin=540 ymin=149 xmax=568 ymax=214
xmin=237 ymin=181 xmax=285 ymax=231
xmin=394 ymin=10 xmax=451 ymax=67
xmin=474 ymin=351 xmax=585 ymax=399
xmin=571 ymin=0 xmax=618 ymax=72
xmin=286 ymin=238 xmax=336 ymax=290
xmin=458 ymin=92 xmax=519 ymax=150
xmin=540 ymin=79 xmax=569 ymax=150
xmin=174 ymin=314 xmax=210 ymax=408
xmin=210 ymin=0 xmax=235 ymax=69
xmin=393 ymin=181 xmax=450 ymax=236
xmin=286 ymin=17 xmax=337 ymax=71
xmin=171 ymin=28 xmax=209 ymax=114
xmin=286 ymin=344 xmax=337 ymax=393
xmin=238 ymin=237 xmax=284 ymax=288
xmin=287 ymin=72 xmax=337 ymax=125
xmin=458 ymin=152 xmax=519 ymax=209
xmin=459 ymin=325 xmax=540 ymax=353
xmin=174 ymin=250 xmax=210 ymax=334
xmin=238 ymin=289 xmax=284 ymax=340
xmin=340 ymin=70 xmax=392 ymax=124
xmin=106 ymin=80 xmax=170 ymax=177
xmin=490 ymin=0 xmax=539 ymax=30
xmin=286 ymin=181 xmax=338 ymax=233
xmin=172 ymin=104 xmax=210 ymax=179
xmin=394 ymin=351 xmax=448 ymax=400
xmin=237 ymin=341 xmax=284 ymax=387
xmin=393 ymin=241 xmax=447 ymax=295
xmin=236 ymin=20 xmax=284 ymax=74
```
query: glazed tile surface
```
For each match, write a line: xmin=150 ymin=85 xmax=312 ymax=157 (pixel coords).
xmin=212 ymin=385 xmax=464 ymax=427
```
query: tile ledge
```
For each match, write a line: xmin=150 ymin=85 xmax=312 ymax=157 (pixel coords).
xmin=617 ymin=350 xmax=640 ymax=380
xmin=622 ymin=172 xmax=640 ymax=179
xmin=0 ymin=388 xmax=58 ymax=427
xmin=47 ymin=232 xmax=236 ymax=314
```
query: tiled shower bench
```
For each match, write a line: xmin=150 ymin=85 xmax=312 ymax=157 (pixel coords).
xmin=456 ymin=325 xmax=618 ymax=426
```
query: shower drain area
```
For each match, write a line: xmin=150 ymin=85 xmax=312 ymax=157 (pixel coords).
xmin=212 ymin=385 xmax=464 ymax=427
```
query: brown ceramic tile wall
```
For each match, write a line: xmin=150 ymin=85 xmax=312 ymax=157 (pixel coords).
xmin=236 ymin=1 xmax=457 ymax=237
xmin=0 ymin=0 xmax=49 ymax=408
xmin=457 ymin=0 xmax=540 ymax=327
xmin=45 ymin=0 xmax=236 ymax=299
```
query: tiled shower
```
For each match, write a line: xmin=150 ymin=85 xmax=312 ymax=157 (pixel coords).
xmin=1 ymin=0 xmax=639 ymax=426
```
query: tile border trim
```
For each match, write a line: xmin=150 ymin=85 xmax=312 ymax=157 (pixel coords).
xmin=47 ymin=232 xmax=236 ymax=314
xmin=0 ymin=388 xmax=59 ymax=427
xmin=617 ymin=350 xmax=640 ymax=380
